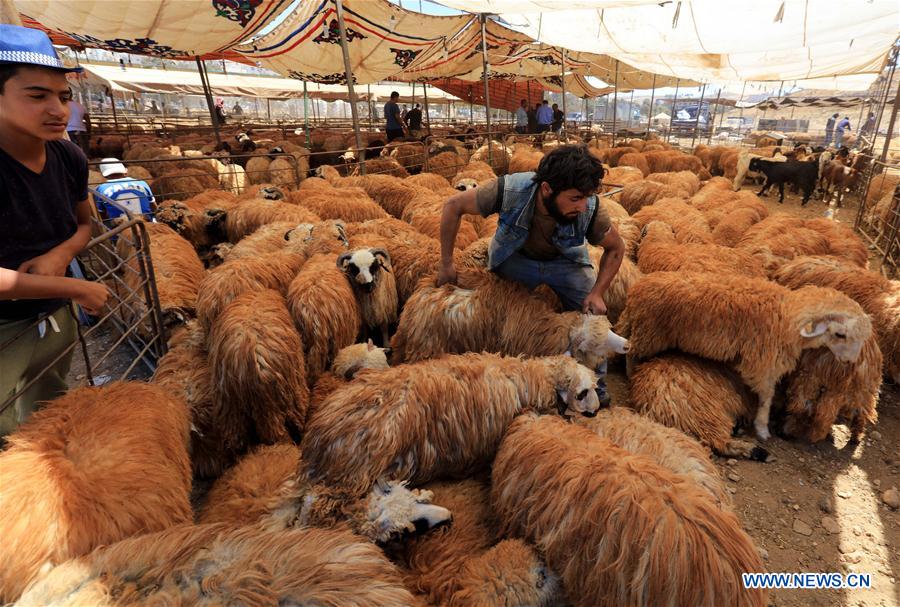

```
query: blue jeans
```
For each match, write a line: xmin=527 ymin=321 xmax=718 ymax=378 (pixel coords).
xmin=494 ymin=251 xmax=596 ymax=312
xmin=834 ymin=129 xmax=844 ymax=148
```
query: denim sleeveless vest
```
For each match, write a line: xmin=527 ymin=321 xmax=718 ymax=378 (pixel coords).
xmin=487 ymin=172 xmax=596 ymax=270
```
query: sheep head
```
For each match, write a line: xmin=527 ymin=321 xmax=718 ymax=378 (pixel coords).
xmin=451 ymin=539 xmax=560 ymax=607
xmin=640 ymin=220 xmax=675 ymax=243
xmin=454 ymin=177 xmax=479 ymax=192
xmin=340 ymin=148 xmax=357 ymax=163
xmin=567 ymin=314 xmax=630 ymax=371
xmin=337 ymin=248 xmax=391 ymax=293
xmin=361 ymin=478 xmax=452 ymax=546
xmin=547 ymin=356 xmax=600 ymax=417
xmin=259 ymin=185 xmax=285 ymax=201
xmin=332 ymin=340 xmax=389 ymax=379
xmin=155 ymin=201 xmax=192 ymax=234
xmin=789 ymin=286 xmax=872 ymax=363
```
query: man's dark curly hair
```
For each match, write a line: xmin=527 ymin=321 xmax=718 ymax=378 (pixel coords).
xmin=532 ymin=144 xmax=604 ymax=195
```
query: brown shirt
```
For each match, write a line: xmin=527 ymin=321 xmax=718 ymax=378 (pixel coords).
xmin=474 ymin=177 xmax=611 ymax=260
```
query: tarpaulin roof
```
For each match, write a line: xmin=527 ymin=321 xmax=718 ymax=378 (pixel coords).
xmin=439 ymin=0 xmax=900 ymax=82
xmin=75 ymin=63 xmax=462 ymax=103
xmin=742 ymin=95 xmax=893 ymax=110
xmin=12 ymin=0 xmax=291 ymax=62
xmin=427 ymin=77 xmax=543 ymax=112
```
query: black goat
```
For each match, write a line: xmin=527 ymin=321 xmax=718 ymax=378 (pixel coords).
xmin=748 ymin=157 xmax=818 ymax=205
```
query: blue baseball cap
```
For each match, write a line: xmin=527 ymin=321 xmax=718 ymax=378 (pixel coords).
xmin=0 ymin=24 xmax=83 ymax=73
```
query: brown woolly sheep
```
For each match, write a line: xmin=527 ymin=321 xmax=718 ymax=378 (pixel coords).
xmin=151 ymin=169 xmax=213 ymax=201
xmin=425 ymin=151 xmax=465 ymax=181
xmin=637 ymin=221 xmax=765 ymax=277
xmin=492 ymin=414 xmax=767 ymax=607
xmin=310 ymin=340 xmax=391 ymax=408
xmin=210 ymin=198 xmax=321 ymax=243
xmin=336 ymin=173 xmax=423 ymax=218
xmin=391 ymin=268 xmax=629 ymax=369
xmin=411 ymin=212 xmax=479 ymax=249
xmin=587 ymin=247 xmax=643 ymax=323
xmin=336 ymin=247 xmax=399 ymax=345
xmin=783 ymin=334 xmax=882 ymax=443
xmin=195 ymin=250 xmax=305 ymax=332
xmin=508 ymin=148 xmax=545 ymax=174
xmin=629 ymin=353 xmax=766 ymax=460
xmin=287 ymin=253 xmax=362 ymax=384
xmin=303 ymin=352 xmax=600 ymax=494
xmin=151 ymin=322 xmax=231 ymax=478
xmin=575 ymin=407 xmax=730 ymax=507
xmin=712 ymin=206 xmax=767 ymax=247
xmin=199 ymin=444 xmax=451 ymax=544
xmin=619 ymin=272 xmax=873 ymax=440
xmin=452 ymin=163 xmax=497 ymax=191
xmin=631 ymin=197 xmax=713 ymax=244
xmin=618 ymin=179 xmax=685 ymax=215
xmin=774 ymin=255 xmax=900 ymax=383
xmin=737 ymin=215 xmax=868 ymax=272
xmin=646 ymin=169 xmax=701 ymax=196
xmin=398 ymin=480 xmax=560 ymax=607
xmin=406 ymin=171 xmax=452 ymax=191
xmin=245 ymin=154 xmax=271 ymax=184
xmin=289 ymin=187 xmax=390 ymax=222
xmin=470 ymin=143 xmax=510 ymax=175
xmin=17 ymin=524 xmax=421 ymax=607
xmin=268 ymin=156 xmax=299 ymax=188
xmin=600 ymin=165 xmax=644 ymax=192
xmin=617 ymin=152 xmax=651 ymax=177
xmin=155 ymin=189 xmax=237 ymax=248
xmin=389 ymin=141 xmax=427 ymax=173
xmin=208 ymin=289 xmax=309 ymax=447
xmin=224 ymin=218 xmax=349 ymax=263
xmin=0 ymin=382 xmax=191 ymax=603
xmin=601 ymin=146 xmax=639 ymax=167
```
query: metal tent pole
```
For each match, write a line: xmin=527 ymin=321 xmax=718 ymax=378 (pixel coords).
xmin=560 ymin=48 xmax=567 ymax=136
xmin=423 ymin=82 xmax=432 ymax=135
xmin=367 ymin=83 xmax=373 ymax=130
xmin=266 ymin=98 xmax=271 ymax=121
xmin=707 ymin=87 xmax=721 ymax=144
xmin=195 ymin=56 xmax=220 ymax=144
xmin=737 ymin=81 xmax=747 ymax=135
xmin=667 ymin=78 xmax=680 ymax=142
xmin=303 ymin=80 xmax=310 ymax=147
xmin=335 ymin=0 xmax=365 ymax=174
xmin=871 ymin=45 xmax=898 ymax=155
xmin=479 ymin=13 xmax=493 ymax=164
xmin=646 ymin=73 xmax=656 ymax=133
xmin=690 ymin=83 xmax=706 ymax=149
xmin=611 ymin=60 xmax=619 ymax=143
xmin=879 ymin=77 xmax=900 ymax=163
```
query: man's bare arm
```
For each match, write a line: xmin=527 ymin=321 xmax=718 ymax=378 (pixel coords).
xmin=436 ymin=188 xmax=483 ymax=286
xmin=582 ymin=225 xmax=625 ymax=315
xmin=0 ymin=268 xmax=109 ymax=315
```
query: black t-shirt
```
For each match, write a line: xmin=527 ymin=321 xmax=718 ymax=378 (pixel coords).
xmin=552 ymin=109 xmax=564 ymax=129
xmin=0 ymin=140 xmax=88 ymax=320
xmin=406 ymin=108 xmax=422 ymax=130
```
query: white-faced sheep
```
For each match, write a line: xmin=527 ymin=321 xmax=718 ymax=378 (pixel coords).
xmin=302 ymin=352 xmax=600 ymax=494
xmin=208 ymin=288 xmax=308 ymax=448
xmin=452 ymin=161 xmax=496 ymax=191
xmin=637 ymin=221 xmax=765 ymax=277
xmin=17 ymin=524 xmax=421 ymax=607
xmin=491 ymin=414 xmax=768 ymax=607
xmin=391 ymin=268 xmax=629 ymax=370
xmin=336 ymin=247 xmax=398 ymax=345
xmin=0 ymin=382 xmax=191 ymax=603
xmin=618 ymin=272 xmax=873 ymax=440
xmin=397 ymin=479 xmax=560 ymax=607
xmin=154 ymin=189 xmax=237 ymax=249
xmin=774 ymin=255 xmax=899 ymax=384
xmin=199 ymin=444 xmax=451 ymax=544
xmin=575 ymin=406 xmax=730 ymax=506
xmin=629 ymin=353 xmax=768 ymax=460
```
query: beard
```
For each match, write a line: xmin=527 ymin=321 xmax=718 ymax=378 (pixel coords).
xmin=544 ymin=190 xmax=578 ymax=225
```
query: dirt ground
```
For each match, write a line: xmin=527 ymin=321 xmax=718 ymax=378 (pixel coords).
xmin=611 ymin=183 xmax=899 ymax=607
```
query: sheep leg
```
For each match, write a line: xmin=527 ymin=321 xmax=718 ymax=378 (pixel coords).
xmin=777 ymin=182 xmax=785 ymax=204
xmin=380 ymin=323 xmax=390 ymax=349
xmin=753 ymin=387 xmax=775 ymax=441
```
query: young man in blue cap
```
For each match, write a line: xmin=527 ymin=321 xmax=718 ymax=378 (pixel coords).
xmin=0 ymin=24 xmax=109 ymax=436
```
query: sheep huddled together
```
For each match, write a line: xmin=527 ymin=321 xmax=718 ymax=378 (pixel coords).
xmin=6 ymin=132 xmax=890 ymax=607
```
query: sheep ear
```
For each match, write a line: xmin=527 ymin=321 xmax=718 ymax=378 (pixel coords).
xmin=283 ymin=228 xmax=294 ymax=241
xmin=800 ymin=320 xmax=828 ymax=338
xmin=366 ymin=338 xmax=375 ymax=351
xmin=343 ymin=362 xmax=364 ymax=380
xmin=371 ymin=248 xmax=391 ymax=263
xmin=336 ymin=252 xmax=353 ymax=270
xmin=374 ymin=476 xmax=392 ymax=496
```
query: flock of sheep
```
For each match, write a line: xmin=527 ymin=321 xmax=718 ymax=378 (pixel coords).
xmin=1 ymin=126 xmax=897 ymax=606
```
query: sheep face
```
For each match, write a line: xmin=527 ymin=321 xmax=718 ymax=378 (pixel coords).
xmin=259 ymin=186 xmax=285 ymax=200
xmin=568 ymin=315 xmax=631 ymax=371
xmin=155 ymin=202 xmax=191 ymax=234
xmin=364 ymin=479 xmax=452 ymax=545
xmin=338 ymin=248 xmax=390 ymax=293
xmin=284 ymin=223 xmax=315 ymax=242
xmin=555 ymin=359 xmax=600 ymax=417
xmin=454 ymin=177 xmax=479 ymax=191
xmin=799 ymin=314 xmax=871 ymax=363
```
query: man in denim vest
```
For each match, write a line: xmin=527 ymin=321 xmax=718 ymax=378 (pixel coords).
xmin=436 ymin=145 xmax=625 ymax=404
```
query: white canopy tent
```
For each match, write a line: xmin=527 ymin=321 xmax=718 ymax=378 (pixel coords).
xmin=439 ymin=0 xmax=899 ymax=82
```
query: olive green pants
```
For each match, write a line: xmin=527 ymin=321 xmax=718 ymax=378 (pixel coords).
xmin=0 ymin=306 xmax=77 ymax=437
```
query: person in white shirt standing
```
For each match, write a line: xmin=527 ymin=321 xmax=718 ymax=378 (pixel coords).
xmin=515 ymin=98 xmax=528 ymax=134
xmin=66 ymin=98 xmax=89 ymax=154
xmin=94 ymin=158 xmax=155 ymax=220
